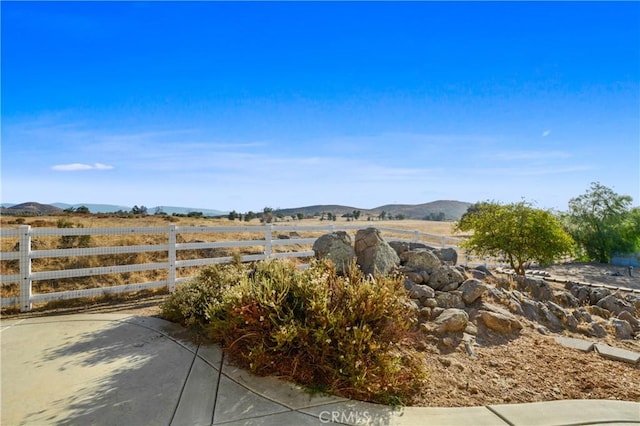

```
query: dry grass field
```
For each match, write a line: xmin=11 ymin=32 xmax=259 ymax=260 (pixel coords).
xmin=0 ymin=214 xmax=459 ymax=308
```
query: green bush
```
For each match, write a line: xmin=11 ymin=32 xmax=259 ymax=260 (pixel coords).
xmin=162 ymin=259 xmax=428 ymax=405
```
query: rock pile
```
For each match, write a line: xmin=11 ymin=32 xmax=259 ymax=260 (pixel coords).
xmin=312 ymin=228 xmax=640 ymax=351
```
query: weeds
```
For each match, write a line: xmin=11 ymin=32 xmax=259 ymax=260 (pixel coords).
xmin=162 ymin=258 xmax=428 ymax=405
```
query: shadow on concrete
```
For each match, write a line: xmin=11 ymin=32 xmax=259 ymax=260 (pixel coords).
xmin=24 ymin=319 xmax=196 ymax=425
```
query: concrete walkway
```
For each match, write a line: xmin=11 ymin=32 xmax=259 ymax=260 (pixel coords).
xmin=2 ymin=314 xmax=638 ymax=426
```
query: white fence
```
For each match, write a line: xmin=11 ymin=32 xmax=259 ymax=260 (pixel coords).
xmin=1 ymin=224 xmax=469 ymax=312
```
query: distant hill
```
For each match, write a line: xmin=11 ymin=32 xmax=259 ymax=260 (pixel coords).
xmin=4 ymin=202 xmax=228 ymax=216
xmin=2 ymin=202 xmax=63 ymax=215
xmin=151 ymin=206 xmax=228 ymax=217
xmin=50 ymin=203 xmax=228 ymax=216
xmin=276 ymin=200 xmax=471 ymax=220
xmin=52 ymin=203 xmax=132 ymax=213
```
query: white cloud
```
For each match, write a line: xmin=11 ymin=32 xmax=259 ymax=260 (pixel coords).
xmin=51 ymin=163 xmax=114 ymax=171
xmin=542 ymin=130 xmax=551 ymax=137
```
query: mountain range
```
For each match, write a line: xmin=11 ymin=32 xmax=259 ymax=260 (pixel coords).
xmin=1 ymin=202 xmax=229 ymax=217
xmin=2 ymin=200 xmax=471 ymax=220
xmin=275 ymin=200 xmax=471 ymax=220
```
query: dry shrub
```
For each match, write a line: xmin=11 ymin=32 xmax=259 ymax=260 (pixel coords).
xmin=162 ymin=259 xmax=428 ymax=405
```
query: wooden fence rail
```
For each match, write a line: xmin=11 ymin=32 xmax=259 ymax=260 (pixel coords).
xmin=1 ymin=224 xmax=480 ymax=312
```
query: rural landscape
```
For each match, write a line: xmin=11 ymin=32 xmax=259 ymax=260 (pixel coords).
xmin=2 ymin=182 xmax=639 ymax=408
xmin=2 ymin=1 xmax=638 ymax=424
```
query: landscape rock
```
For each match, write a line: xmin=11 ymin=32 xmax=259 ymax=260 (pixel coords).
xmin=474 ymin=265 xmax=493 ymax=277
xmin=624 ymin=294 xmax=640 ymax=311
xmin=404 ymin=271 xmax=424 ymax=284
xmin=434 ymin=308 xmax=469 ymax=334
xmin=354 ymin=228 xmax=400 ymax=275
xmin=436 ymin=291 xmax=465 ymax=309
xmin=537 ymin=303 xmax=563 ymax=331
xmin=459 ymin=279 xmax=488 ymax=305
xmin=423 ymin=297 xmax=438 ymax=308
xmin=611 ymin=318 xmax=633 ymax=340
xmin=565 ymin=314 xmax=579 ymax=331
xmin=588 ymin=322 xmax=608 ymax=338
xmin=464 ymin=322 xmax=478 ymax=336
xmin=586 ymin=305 xmax=611 ymax=319
xmin=406 ymin=282 xmax=435 ymax=302
xmin=477 ymin=309 xmax=523 ymax=334
xmin=553 ymin=291 xmax=579 ymax=308
xmin=571 ymin=285 xmax=591 ymax=305
xmin=400 ymin=250 xmax=441 ymax=274
xmin=521 ymin=298 xmax=539 ymax=322
xmin=545 ymin=301 xmax=570 ymax=325
xmin=312 ymin=231 xmax=355 ymax=274
xmin=596 ymin=295 xmax=636 ymax=316
xmin=389 ymin=241 xmax=430 ymax=257
xmin=469 ymin=269 xmax=487 ymax=280
xmin=432 ymin=307 xmax=445 ymax=319
xmin=572 ymin=307 xmax=593 ymax=324
xmin=618 ymin=311 xmax=640 ymax=332
xmin=519 ymin=277 xmax=554 ymax=301
xmin=431 ymin=247 xmax=458 ymax=265
xmin=506 ymin=297 xmax=524 ymax=316
xmin=428 ymin=265 xmax=465 ymax=291
xmin=589 ymin=288 xmax=611 ymax=305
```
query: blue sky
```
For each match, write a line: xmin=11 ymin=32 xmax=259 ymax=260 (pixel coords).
xmin=2 ymin=1 xmax=639 ymax=212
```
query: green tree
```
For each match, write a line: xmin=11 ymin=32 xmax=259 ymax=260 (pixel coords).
xmin=131 ymin=205 xmax=148 ymax=215
xmin=352 ymin=210 xmax=361 ymax=220
xmin=296 ymin=213 xmax=304 ymax=221
xmin=564 ymin=182 xmax=639 ymax=263
xmin=456 ymin=201 xmax=574 ymax=275
xmin=261 ymin=207 xmax=274 ymax=223
xmin=228 ymin=210 xmax=238 ymax=221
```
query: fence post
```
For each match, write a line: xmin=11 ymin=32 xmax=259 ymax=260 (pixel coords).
xmin=441 ymin=236 xmax=446 ymax=248
xmin=19 ymin=225 xmax=32 ymax=312
xmin=414 ymin=231 xmax=420 ymax=243
xmin=168 ymin=225 xmax=176 ymax=292
xmin=265 ymin=224 xmax=272 ymax=259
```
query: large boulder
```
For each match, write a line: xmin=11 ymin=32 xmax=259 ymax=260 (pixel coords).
xmin=400 ymin=250 xmax=441 ymax=273
xmin=312 ymin=231 xmax=355 ymax=274
xmin=354 ymin=228 xmax=400 ymax=275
